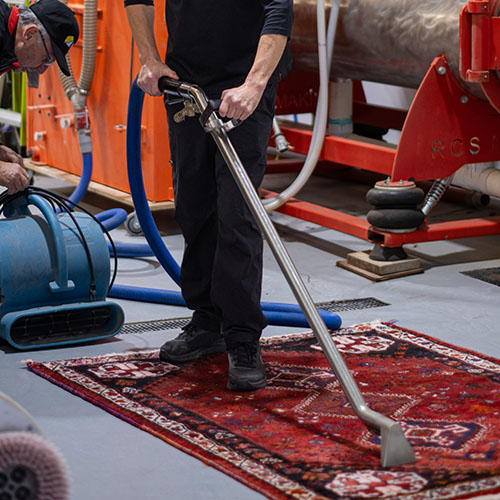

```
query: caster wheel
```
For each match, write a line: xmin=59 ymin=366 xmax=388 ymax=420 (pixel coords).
xmin=125 ymin=212 xmax=143 ymax=236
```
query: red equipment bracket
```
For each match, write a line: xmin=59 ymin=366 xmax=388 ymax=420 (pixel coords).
xmin=391 ymin=55 xmax=500 ymax=182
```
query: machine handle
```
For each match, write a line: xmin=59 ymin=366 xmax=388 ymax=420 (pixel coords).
xmin=27 ymin=194 xmax=75 ymax=293
xmin=157 ymin=77 xmax=242 ymax=131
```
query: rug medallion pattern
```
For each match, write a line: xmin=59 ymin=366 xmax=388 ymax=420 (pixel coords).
xmin=27 ymin=322 xmax=500 ymax=499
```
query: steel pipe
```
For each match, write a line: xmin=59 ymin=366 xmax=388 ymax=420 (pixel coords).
xmin=291 ymin=0 xmax=485 ymax=97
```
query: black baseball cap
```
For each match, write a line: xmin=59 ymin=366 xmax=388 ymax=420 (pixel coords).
xmin=30 ymin=0 xmax=79 ymax=76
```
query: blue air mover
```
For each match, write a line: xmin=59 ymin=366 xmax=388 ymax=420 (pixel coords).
xmin=0 ymin=193 xmax=124 ymax=350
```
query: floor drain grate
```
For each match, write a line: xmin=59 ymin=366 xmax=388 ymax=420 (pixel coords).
xmin=316 ymin=297 xmax=390 ymax=312
xmin=461 ymin=267 xmax=500 ymax=287
xmin=120 ymin=317 xmax=191 ymax=335
xmin=120 ymin=298 xmax=389 ymax=335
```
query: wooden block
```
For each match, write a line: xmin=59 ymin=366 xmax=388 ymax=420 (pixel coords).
xmin=337 ymin=258 xmax=424 ymax=282
xmin=345 ymin=250 xmax=421 ymax=276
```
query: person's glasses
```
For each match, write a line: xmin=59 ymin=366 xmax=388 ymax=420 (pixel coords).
xmin=39 ymin=30 xmax=55 ymax=66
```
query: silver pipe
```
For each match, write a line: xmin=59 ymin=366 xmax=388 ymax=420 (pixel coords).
xmin=291 ymin=0 xmax=482 ymax=97
xmin=177 ymin=81 xmax=416 ymax=467
xmin=272 ymin=118 xmax=290 ymax=154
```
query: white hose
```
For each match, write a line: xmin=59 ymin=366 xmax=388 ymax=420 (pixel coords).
xmin=263 ymin=0 xmax=340 ymax=212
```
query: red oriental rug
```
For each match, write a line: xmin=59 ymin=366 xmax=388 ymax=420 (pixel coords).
xmin=27 ymin=322 xmax=500 ymax=500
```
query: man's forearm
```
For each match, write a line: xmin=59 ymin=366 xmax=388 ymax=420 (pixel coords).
xmin=126 ymin=3 xmax=178 ymax=95
xmin=219 ymin=34 xmax=287 ymax=120
xmin=245 ymin=34 xmax=287 ymax=91
xmin=126 ymin=4 xmax=162 ymax=65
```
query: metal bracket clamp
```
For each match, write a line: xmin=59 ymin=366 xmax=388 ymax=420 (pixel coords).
xmin=157 ymin=76 xmax=416 ymax=467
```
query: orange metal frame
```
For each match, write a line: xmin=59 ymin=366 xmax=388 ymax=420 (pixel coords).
xmin=26 ymin=1 xmax=174 ymax=202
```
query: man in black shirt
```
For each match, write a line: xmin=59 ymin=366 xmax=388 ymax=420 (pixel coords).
xmin=125 ymin=0 xmax=293 ymax=391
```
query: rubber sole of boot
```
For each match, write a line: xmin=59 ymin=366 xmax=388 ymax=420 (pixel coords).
xmin=227 ymin=374 xmax=267 ymax=392
xmin=159 ymin=339 xmax=226 ymax=364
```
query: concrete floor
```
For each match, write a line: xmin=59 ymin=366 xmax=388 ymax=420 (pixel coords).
xmin=1 ymin=171 xmax=499 ymax=500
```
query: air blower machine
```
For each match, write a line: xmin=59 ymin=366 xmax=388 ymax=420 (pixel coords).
xmin=0 ymin=190 xmax=124 ymax=350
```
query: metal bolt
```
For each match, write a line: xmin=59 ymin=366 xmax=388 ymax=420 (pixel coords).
xmin=437 ymin=66 xmax=447 ymax=75
xmin=460 ymin=95 xmax=469 ymax=104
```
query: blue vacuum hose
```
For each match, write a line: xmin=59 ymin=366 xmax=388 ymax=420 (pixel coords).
xmin=68 ymin=152 xmax=155 ymax=258
xmin=110 ymin=283 xmax=340 ymax=329
xmin=105 ymin=80 xmax=341 ymax=331
xmin=96 ymin=209 xmax=155 ymax=257
xmin=68 ymin=152 xmax=93 ymax=206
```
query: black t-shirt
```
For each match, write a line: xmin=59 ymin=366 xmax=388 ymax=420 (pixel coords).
xmin=125 ymin=0 xmax=293 ymax=97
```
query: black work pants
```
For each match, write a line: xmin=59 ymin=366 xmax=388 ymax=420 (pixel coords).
xmin=165 ymin=84 xmax=277 ymax=349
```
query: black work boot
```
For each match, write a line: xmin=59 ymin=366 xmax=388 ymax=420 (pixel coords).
xmin=160 ymin=324 xmax=226 ymax=364
xmin=227 ymin=341 xmax=267 ymax=391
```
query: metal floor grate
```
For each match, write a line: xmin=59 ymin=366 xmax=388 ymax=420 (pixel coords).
xmin=461 ymin=267 xmax=500 ymax=287
xmin=120 ymin=317 xmax=191 ymax=336
xmin=119 ymin=297 xmax=389 ymax=335
xmin=316 ymin=297 xmax=390 ymax=312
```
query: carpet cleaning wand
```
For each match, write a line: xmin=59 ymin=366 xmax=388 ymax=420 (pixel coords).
xmin=158 ymin=77 xmax=416 ymax=468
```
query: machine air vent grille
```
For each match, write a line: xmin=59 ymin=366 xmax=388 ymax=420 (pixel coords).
xmin=10 ymin=307 xmax=113 ymax=347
